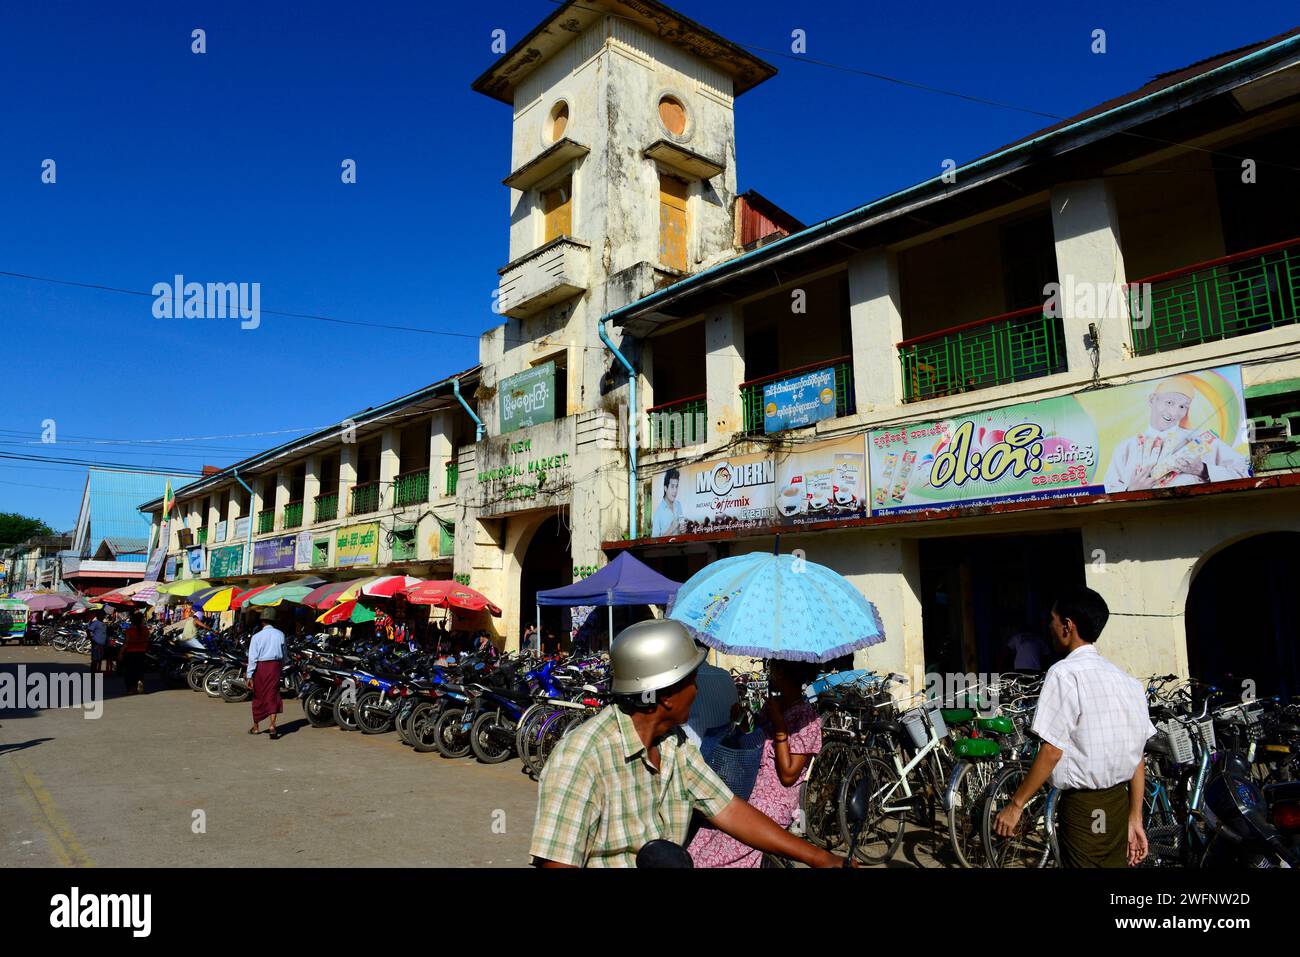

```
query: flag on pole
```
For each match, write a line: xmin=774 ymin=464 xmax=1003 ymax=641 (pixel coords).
xmin=145 ymin=480 xmax=174 ymax=582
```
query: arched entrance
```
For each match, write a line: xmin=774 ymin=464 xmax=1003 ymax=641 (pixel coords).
xmin=519 ymin=514 xmax=571 ymax=650
xmin=1185 ymin=532 xmax=1300 ymax=699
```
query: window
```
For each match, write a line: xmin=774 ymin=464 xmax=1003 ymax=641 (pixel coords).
xmin=659 ymin=174 xmax=689 ymax=271
xmin=542 ymin=176 xmax=572 ymax=244
xmin=312 ymin=538 xmax=330 ymax=567
xmin=547 ymin=101 xmax=569 ymax=142
xmin=391 ymin=524 xmax=418 ymax=562
xmin=658 ymin=95 xmax=687 ymax=136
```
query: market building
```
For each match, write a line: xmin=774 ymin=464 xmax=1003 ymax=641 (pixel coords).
xmin=139 ymin=370 xmax=478 ymax=595
xmin=453 ymin=2 xmax=1300 ymax=694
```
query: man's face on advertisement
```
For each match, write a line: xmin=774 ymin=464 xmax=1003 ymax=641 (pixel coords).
xmin=665 ymin=477 xmax=679 ymax=504
xmin=1148 ymin=390 xmax=1191 ymax=430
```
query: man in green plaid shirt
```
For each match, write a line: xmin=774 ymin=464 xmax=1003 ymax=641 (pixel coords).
xmin=530 ymin=620 xmax=842 ymax=868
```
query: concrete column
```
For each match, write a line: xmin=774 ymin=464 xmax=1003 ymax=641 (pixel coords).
xmin=226 ymin=487 xmax=241 ymax=542
xmin=847 ymin=250 xmax=905 ymax=412
xmin=206 ymin=497 xmax=220 ymax=540
xmin=429 ymin=411 xmax=453 ymax=501
xmin=1050 ymin=179 xmax=1130 ymax=379
xmin=380 ymin=426 xmax=399 ymax=512
xmin=304 ymin=454 xmax=322 ymax=528
xmin=339 ymin=443 xmax=357 ymax=519
xmin=273 ymin=471 xmax=290 ymax=531
xmin=704 ymin=303 xmax=745 ymax=437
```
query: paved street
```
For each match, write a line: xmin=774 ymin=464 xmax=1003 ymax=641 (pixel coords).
xmin=0 ymin=646 xmax=538 ymax=867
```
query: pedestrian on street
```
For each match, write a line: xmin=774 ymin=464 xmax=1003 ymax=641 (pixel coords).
xmin=529 ymin=619 xmax=845 ymax=868
xmin=87 ymin=608 xmax=108 ymax=674
xmin=118 ymin=610 xmax=151 ymax=695
xmin=246 ymin=607 xmax=287 ymax=739
xmin=682 ymin=643 xmax=738 ymax=759
xmin=992 ymin=586 xmax=1155 ymax=867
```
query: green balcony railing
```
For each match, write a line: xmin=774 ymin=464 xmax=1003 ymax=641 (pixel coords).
xmin=647 ymin=394 xmax=707 ymax=449
xmin=394 ymin=469 xmax=430 ymax=508
xmin=283 ymin=500 xmax=303 ymax=529
xmin=1129 ymin=238 xmax=1300 ymax=357
xmin=445 ymin=461 xmax=459 ymax=497
xmin=256 ymin=509 xmax=274 ymax=534
xmin=351 ymin=481 xmax=380 ymax=515
xmin=899 ymin=308 xmax=1066 ymax=403
xmin=740 ymin=357 xmax=856 ymax=434
xmin=314 ymin=491 xmax=338 ymax=523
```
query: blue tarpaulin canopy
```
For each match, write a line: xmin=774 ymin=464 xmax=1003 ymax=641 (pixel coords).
xmin=536 ymin=552 xmax=681 ymax=607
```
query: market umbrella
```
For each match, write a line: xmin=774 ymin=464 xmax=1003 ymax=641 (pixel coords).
xmin=667 ymin=552 xmax=885 ymax=663
xmin=357 ymin=575 xmax=422 ymax=599
xmin=316 ymin=599 xmax=377 ymax=625
xmin=98 ymin=581 xmax=160 ymax=605
xmin=332 ymin=576 xmax=384 ymax=604
xmin=399 ymin=580 xmax=502 ymax=617
xmin=21 ymin=593 xmax=75 ymax=612
xmin=156 ymin=579 xmax=212 ymax=597
xmin=190 ymin=585 xmax=239 ymax=613
xmin=248 ymin=582 xmax=316 ymax=607
xmin=300 ymin=578 xmax=369 ymax=610
xmin=230 ymin=584 xmax=273 ymax=609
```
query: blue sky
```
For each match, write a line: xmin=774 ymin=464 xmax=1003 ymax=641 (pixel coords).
xmin=2 ymin=0 xmax=1296 ymax=532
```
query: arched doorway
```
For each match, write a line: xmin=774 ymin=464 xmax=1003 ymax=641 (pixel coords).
xmin=1185 ymin=532 xmax=1300 ymax=699
xmin=519 ymin=514 xmax=571 ymax=651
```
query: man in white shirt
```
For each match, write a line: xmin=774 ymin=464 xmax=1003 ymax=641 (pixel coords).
xmin=993 ymin=586 xmax=1155 ymax=867
xmin=246 ymin=608 xmax=288 ymax=739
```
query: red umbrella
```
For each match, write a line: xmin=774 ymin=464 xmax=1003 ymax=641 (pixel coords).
xmin=230 ymin=584 xmax=273 ymax=609
xmin=399 ymin=580 xmax=502 ymax=617
xmin=359 ymin=575 xmax=422 ymax=599
xmin=300 ymin=578 xmax=373 ymax=610
xmin=316 ymin=599 xmax=377 ymax=626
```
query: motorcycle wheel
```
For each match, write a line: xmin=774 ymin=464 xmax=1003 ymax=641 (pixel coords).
xmin=302 ymin=686 xmax=336 ymax=728
xmin=470 ymin=711 xmax=515 ymax=764
xmin=409 ymin=702 xmax=444 ymax=753
xmin=203 ymin=665 xmax=228 ymax=698
xmin=186 ymin=663 xmax=211 ymax=692
xmin=333 ymin=692 xmax=360 ymax=732
xmin=434 ymin=708 xmax=472 ymax=759
xmin=395 ymin=702 xmax=417 ymax=744
xmin=356 ymin=690 xmax=394 ymax=735
xmin=221 ymin=671 xmax=251 ymax=703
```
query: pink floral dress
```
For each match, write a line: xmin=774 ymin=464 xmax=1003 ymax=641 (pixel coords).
xmin=687 ymin=702 xmax=822 ymax=868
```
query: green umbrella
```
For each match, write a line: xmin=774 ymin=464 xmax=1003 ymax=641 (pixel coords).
xmin=248 ymin=582 xmax=316 ymax=607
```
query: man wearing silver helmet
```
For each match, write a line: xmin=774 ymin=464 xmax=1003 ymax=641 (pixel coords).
xmin=529 ymin=619 xmax=843 ymax=868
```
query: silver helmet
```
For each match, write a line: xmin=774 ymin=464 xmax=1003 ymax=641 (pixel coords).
xmin=610 ymin=619 xmax=706 ymax=696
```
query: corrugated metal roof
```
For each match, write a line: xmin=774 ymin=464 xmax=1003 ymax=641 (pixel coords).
xmin=86 ymin=470 xmax=192 ymax=546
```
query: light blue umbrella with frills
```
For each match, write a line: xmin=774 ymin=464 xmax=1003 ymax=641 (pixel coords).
xmin=667 ymin=552 xmax=885 ymax=663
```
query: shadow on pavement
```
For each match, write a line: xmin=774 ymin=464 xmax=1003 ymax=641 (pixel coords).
xmin=0 ymin=737 xmax=54 ymax=755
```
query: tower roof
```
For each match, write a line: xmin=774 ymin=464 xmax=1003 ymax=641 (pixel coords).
xmin=471 ymin=0 xmax=776 ymax=105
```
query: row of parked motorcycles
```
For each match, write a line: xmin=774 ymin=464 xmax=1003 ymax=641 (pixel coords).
xmin=168 ymin=626 xmax=612 ymax=773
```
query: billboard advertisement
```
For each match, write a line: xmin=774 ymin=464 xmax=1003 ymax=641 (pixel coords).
xmin=336 ymin=522 xmax=380 ymax=568
xmin=868 ymin=365 xmax=1250 ymax=514
xmin=253 ymin=535 xmax=297 ymax=573
xmin=763 ymin=366 xmax=838 ymax=433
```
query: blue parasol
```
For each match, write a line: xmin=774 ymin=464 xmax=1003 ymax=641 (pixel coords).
xmin=668 ymin=552 xmax=885 ymax=663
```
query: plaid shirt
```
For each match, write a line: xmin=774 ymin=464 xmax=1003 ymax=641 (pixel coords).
xmin=529 ymin=705 xmax=734 ymax=867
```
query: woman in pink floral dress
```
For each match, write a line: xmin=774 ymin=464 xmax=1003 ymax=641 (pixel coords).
xmin=688 ymin=660 xmax=823 ymax=868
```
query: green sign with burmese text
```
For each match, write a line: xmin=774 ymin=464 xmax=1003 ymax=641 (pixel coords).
xmin=499 ymin=362 xmax=556 ymax=433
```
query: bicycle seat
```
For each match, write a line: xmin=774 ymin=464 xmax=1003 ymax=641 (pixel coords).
xmin=868 ymin=720 xmax=903 ymax=737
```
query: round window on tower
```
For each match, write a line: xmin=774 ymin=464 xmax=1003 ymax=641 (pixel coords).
xmin=658 ymin=95 xmax=687 ymax=137
xmin=547 ymin=101 xmax=570 ymax=143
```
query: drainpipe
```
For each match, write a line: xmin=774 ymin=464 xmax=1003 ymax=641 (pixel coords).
xmin=599 ymin=317 xmax=637 ymax=540
xmin=231 ymin=467 xmax=255 ymax=576
xmin=453 ymin=376 xmax=484 ymax=442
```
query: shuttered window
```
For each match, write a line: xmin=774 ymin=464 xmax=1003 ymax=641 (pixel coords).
xmin=659 ymin=174 xmax=689 ymax=271
xmin=542 ymin=177 xmax=572 ymax=243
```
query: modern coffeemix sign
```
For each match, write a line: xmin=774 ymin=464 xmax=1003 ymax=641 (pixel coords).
xmin=498 ymin=361 xmax=556 ymax=433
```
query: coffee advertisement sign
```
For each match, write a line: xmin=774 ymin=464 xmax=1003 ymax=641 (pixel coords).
xmin=773 ymin=435 xmax=869 ymax=525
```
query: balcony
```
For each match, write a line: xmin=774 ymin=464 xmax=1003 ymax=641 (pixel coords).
xmin=351 ymin=482 xmax=380 ymax=515
xmin=256 ymin=509 xmax=274 ymax=534
xmin=283 ymin=501 xmax=303 ymax=529
xmin=740 ymin=357 xmax=856 ymax=434
xmin=647 ymin=394 xmax=707 ymax=450
xmin=1129 ymin=238 xmax=1300 ymax=357
xmin=314 ymin=491 xmax=338 ymax=523
xmin=496 ymin=237 xmax=589 ymax=319
xmin=394 ymin=469 xmax=430 ymax=508
xmin=445 ymin=461 xmax=459 ymax=497
xmin=899 ymin=307 xmax=1066 ymax=403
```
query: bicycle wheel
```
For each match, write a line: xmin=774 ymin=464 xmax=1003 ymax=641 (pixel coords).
xmin=836 ymin=756 xmax=905 ymax=865
xmin=982 ymin=763 xmax=1052 ymax=868
xmin=948 ymin=759 xmax=998 ymax=868
xmin=798 ymin=739 xmax=855 ymax=849
xmin=1140 ymin=772 xmax=1182 ymax=867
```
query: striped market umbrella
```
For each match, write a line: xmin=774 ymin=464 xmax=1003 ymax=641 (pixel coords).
xmin=316 ymin=599 xmax=376 ymax=626
xmin=189 ymin=585 xmax=239 ymax=613
xmin=230 ymin=584 xmax=273 ymax=609
xmin=156 ymin=579 xmax=213 ymax=597
xmin=300 ymin=578 xmax=371 ymax=610
xmin=248 ymin=582 xmax=316 ymax=607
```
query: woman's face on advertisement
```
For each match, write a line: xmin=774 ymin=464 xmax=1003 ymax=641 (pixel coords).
xmin=1149 ymin=391 xmax=1191 ymax=430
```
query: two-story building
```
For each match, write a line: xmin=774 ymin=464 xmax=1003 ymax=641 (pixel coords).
xmin=140 ymin=370 xmax=478 ymax=591
xmin=457 ymin=2 xmax=1300 ymax=694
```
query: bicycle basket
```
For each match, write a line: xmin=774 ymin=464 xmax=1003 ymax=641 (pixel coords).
xmin=705 ymin=726 xmax=766 ymax=801
xmin=900 ymin=703 xmax=948 ymax=750
xmin=1155 ymin=720 xmax=1195 ymax=765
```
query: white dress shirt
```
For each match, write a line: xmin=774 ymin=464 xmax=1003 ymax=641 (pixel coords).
xmin=1031 ymin=643 xmax=1155 ymax=790
xmin=245 ymin=625 xmax=287 ymax=679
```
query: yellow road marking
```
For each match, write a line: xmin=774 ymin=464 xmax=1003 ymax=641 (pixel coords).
xmin=5 ymin=755 xmax=95 ymax=867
